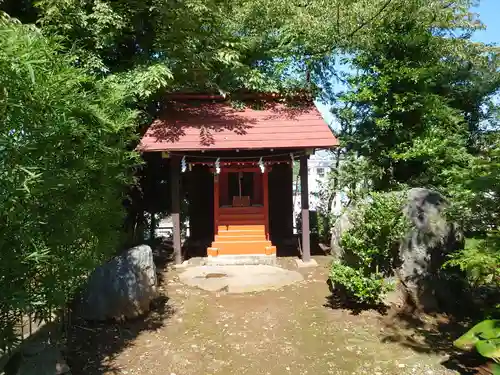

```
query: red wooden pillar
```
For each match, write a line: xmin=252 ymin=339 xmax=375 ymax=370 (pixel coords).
xmin=213 ymin=173 xmax=220 ymax=235
xmin=300 ymin=154 xmax=311 ymax=262
xmin=170 ymin=156 xmax=182 ymax=265
xmin=263 ymin=169 xmax=270 ymax=240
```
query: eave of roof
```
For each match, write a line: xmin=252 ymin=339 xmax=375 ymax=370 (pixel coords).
xmin=138 ymin=95 xmax=339 ymax=152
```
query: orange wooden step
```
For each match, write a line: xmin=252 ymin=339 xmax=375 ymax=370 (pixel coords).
xmin=217 ymin=229 xmax=265 ymax=235
xmin=217 ymin=224 xmax=265 ymax=231
xmin=210 ymin=240 xmax=272 ymax=255
xmin=218 ymin=224 xmax=265 ymax=229
xmin=215 ymin=234 xmax=266 ymax=241
xmin=217 ymin=231 xmax=266 ymax=239
xmin=212 ymin=240 xmax=271 ymax=246
xmin=207 ymin=247 xmax=218 ymax=256
xmin=218 ymin=220 xmax=265 ymax=226
xmin=265 ymin=246 xmax=276 ymax=255
xmin=210 ymin=245 xmax=276 ymax=256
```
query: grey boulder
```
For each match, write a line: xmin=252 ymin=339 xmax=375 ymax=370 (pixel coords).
xmin=397 ymin=188 xmax=462 ymax=311
xmin=76 ymin=244 xmax=157 ymax=321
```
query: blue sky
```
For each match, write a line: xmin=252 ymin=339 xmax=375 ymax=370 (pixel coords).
xmin=316 ymin=0 xmax=500 ymax=130
xmin=472 ymin=0 xmax=500 ymax=44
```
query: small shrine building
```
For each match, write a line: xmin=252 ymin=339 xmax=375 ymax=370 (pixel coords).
xmin=138 ymin=92 xmax=338 ymax=264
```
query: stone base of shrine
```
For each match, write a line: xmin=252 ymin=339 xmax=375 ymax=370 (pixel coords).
xmin=177 ymin=264 xmax=303 ymax=293
xmin=207 ymin=246 xmax=276 ymax=257
xmin=180 ymin=254 xmax=277 ymax=267
xmin=205 ymin=254 xmax=277 ymax=266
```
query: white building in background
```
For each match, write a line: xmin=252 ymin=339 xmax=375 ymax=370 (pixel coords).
xmin=308 ymin=150 xmax=334 ymax=209
xmin=292 ymin=150 xmax=348 ymax=232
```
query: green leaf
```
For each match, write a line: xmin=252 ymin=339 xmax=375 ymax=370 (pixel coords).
xmin=475 ymin=339 xmax=500 ymax=360
xmin=454 ymin=320 xmax=500 ymax=356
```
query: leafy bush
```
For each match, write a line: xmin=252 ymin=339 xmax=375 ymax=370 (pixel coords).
xmin=445 ymin=234 xmax=500 ymax=288
xmin=315 ymin=209 xmax=332 ymax=244
xmin=329 ymin=192 xmax=408 ymax=304
xmin=329 ymin=264 xmax=392 ymax=304
xmin=0 ymin=18 xmax=139 ymax=347
xmin=295 ymin=207 xmax=333 ymax=245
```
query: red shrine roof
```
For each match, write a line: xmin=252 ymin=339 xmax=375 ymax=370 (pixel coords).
xmin=138 ymin=94 xmax=338 ymax=152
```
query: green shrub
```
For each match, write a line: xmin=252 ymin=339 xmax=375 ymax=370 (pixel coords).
xmin=0 ymin=18 xmax=138 ymax=347
xmin=445 ymin=233 xmax=500 ymax=288
xmin=329 ymin=264 xmax=393 ymax=304
xmin=329 ymin=192 xmax=408 ymax=304
xmin=316 ymin=209 xmax=333 ymax=244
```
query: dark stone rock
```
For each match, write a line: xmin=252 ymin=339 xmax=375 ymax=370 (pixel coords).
xmin=397 ymin=188 xmax=462 ymax=311
xmin=76 ymin=244 xmax=157 ymax=321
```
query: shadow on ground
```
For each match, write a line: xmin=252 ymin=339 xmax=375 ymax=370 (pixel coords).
xmin=323 ymin=292 xmax=389 ymax=316
xmin=151 ymin=237 xmax=175 ymax=285
xmin=66 ymin=239 xmax=175 ymax=375
xmin=378 ymin=309 xmax=492 ymax=374
xmin=379 ymin=309 xmax=466 ymax=354
xmin=323 ymin=276 xmax=490 ymax=375
xmin=323 ymin=278 xmax=389 ymax=316
xmin=441 ymin=352 xmax=493 ymax=375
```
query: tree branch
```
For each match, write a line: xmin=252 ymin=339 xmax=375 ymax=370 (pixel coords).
xmin=346 ymin=0 xmax=394 ymax=40
xmin=310 ymin=0 xmax=395 ymax=58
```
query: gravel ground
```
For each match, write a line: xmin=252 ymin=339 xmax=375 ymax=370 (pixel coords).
xmin=66 ymin=257 xmax=462 ymax=375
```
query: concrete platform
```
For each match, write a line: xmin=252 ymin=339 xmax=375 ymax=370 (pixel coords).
xmin=178 ymin=265 xmax=303 ymax=293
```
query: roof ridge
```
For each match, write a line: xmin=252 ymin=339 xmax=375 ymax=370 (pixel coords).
xmin=163 ymin=90 xmax=315 ymax=102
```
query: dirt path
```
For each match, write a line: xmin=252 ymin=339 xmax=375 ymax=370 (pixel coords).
xmin=67 ymin=257 xmax=460 ymax=375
